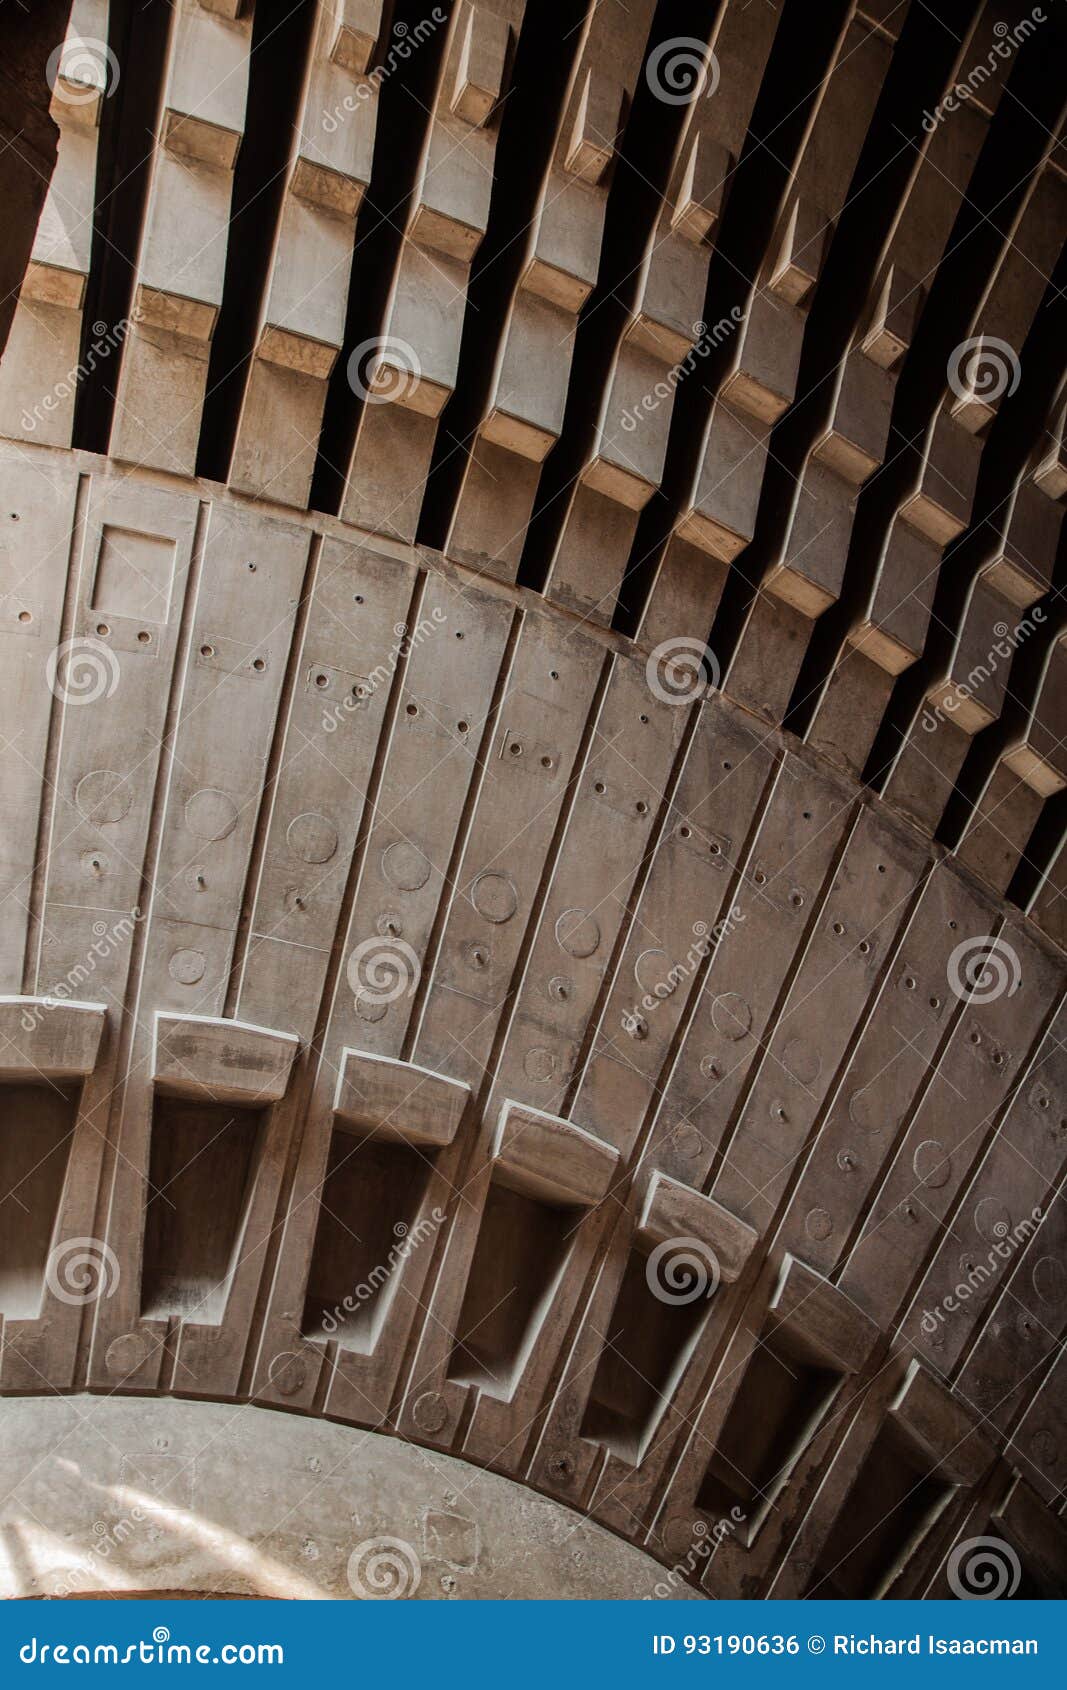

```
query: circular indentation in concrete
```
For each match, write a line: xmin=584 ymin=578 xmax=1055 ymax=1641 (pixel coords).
xmin=268 ymin=1351 xmax=308 ymax=1398
xmin=662 ymin=1516 xmax=700 ymax=1558
xmin=548 ymin=976 xmax=572 ymax=1003
xmin=376 ymin=911 xmax=403 ymax=938
xmin=699 ymin=1055 xmax=720 ymax=1080
xmin=635 ymin=947 xmax=670 ymax=994
xmin=185 ymin=787 xmax=238 ymax=842
xmin=81 ymin=848 xmax=109 ymax=878
xmin=382 ymin=840 xmax=432 ymax=892
xmin=913 ymin=1138 xmax=951 ymax=1189
xmin=805 ymin=1207 xmax=833 ymax=1241
xmin=412 ymin=1391 xmax=448 ymax=1433
xmin=105 ymin=1333 xmax=149 ymax=1377
xmin=470 ymin=871 xmax=518 ymax=925
xmin=782 ymin=1036 xmax=820 ymax=1086
xmin=846 ymin=1085 xmax=881 ymax=1133
xmin=1030 ymin=1428 xmax=1059 ymax=1470
xmin=975 ymin=1197 xmax=1012 ymax=1243
xmin=1031 ymin=1255 xmax=1065 ymax=1306
xmin=836 ymin=1148 xmax=858 ymax=1173
xmin=711 ymin=992 xmax=751 ymax=1041
xmin=524 ymin=1046 xmax=557 ymax=1082
xmin=555 ymin=907 xmax=600 ymax=958
xmin=287 ymin=811 xmax=338 ymax=864
xmin=75 ymin=768 xmax=132 ymax=826
xmin=670 ymin=1124 xmax=703 ymax=1159
xmin=355 ymin=995 xmax=388 ymax=1023
xmin=169 ymin=948 xmax=206 ymax=986
xmin=464 ymin=942 xmax=490 ymax=971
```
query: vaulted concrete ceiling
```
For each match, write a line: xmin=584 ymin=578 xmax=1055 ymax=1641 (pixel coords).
xmin=0 ymin=0 xmax=1065 ymax=1600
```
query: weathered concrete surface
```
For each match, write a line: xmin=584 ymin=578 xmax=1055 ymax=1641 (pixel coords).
xmin=0 ymin=1397 xmax=697 ymax=1600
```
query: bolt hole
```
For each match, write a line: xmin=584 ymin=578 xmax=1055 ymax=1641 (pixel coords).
xmin=636 ymin=800 xmax=648 ymax=815
xmin=200 ymin=644 xmax=213 ymax=658
xmin=137 ymin=630 xmax=151 ymax=644
xmin=458 ymin=720 xmax=469 ymax=733
xmin=315 ymin=673 xmax=328 ymax=688
xmin=247 ymin=561 xmax=256 ymax=571
xmin=353 ymin=594 xmax=364 ymax=604
xmin=96 ymin=623 xmax=110 ymax=637
xmin=680 ymin=826 xmax=691 ymax=839
xmin=455 ymin=631 xmax=464 ymax=640
xmin=17 ymin=610 xmax=31 ymax=623
xmin=723 ymin=760 xmax=732 ymax=771
xmin=550 ymin=670 xmax=559 ymax=680
xmin=541 ymin=755 xmax=552 ymax=769
xmin=406 ymin=703 xmax=418 ymax=716
xmin=594 ymin=780 xmax=605 ymax=794
xmin=252 ymin=657 xmax=265 ymax=672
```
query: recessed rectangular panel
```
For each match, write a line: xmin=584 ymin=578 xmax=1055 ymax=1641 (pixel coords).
xmin=92 ymin=525 xmax=176 ymax=622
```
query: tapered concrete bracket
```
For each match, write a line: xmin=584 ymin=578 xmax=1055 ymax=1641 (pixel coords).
xmin=152 ymin=1011 xmax=299 ymax=1106
xmin=333 ymin=1048 xmax=471 ymax=1149
xmin=635 ymin=1171 xmax=757 ymax=1283
xmin=769 ymin=1252 xmax=880 ymax=1374
xmin=0 ymin=997 xmax=107 ymax=1081
xmin=993 ymin=1477 xmax=1067 ymax=1594
xmin=889 ymin=1358 xmax=995 ymax=1487
xmin=492 ymin=1099 xmax=619 ymax=1207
